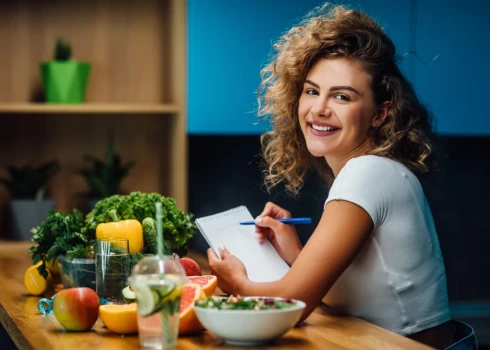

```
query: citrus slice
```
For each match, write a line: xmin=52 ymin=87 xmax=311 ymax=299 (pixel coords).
xmin=187 ymin=275 xmax=217 ymax=297
xmin=99 ymin=303 xmax=138 ymax=334
xmin=134 ymin=284 xmax=162 ymax=316
xmin=179 ymin=283 xmax=206 ymax=335
xmin=133 ymin=277 xmax=177 ymax=316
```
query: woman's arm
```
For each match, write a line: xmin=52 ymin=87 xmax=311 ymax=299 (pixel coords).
xmin=208 ymin=199 xmax=374 ymax=322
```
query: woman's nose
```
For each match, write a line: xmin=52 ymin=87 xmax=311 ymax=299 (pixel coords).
xmin=310 ymin=96 xmax=332 ymax=117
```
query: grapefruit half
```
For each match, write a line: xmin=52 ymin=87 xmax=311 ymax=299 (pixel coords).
xmin=179 ymin=282 xmax=206 ymax=335
xmin=187 ymin=275 xmax=217 ymax=297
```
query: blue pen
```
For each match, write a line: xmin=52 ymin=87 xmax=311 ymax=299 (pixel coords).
xmin=239 ymin=217 xmax=312 ymax=225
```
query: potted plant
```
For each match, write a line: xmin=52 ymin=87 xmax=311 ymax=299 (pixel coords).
xmin=0 ymin=160 xmax=60 ymax=240
xmin=39 ymin=37 xmax=91 ymax=104
xmin=78 ymin=132 xmax=135 ymax=210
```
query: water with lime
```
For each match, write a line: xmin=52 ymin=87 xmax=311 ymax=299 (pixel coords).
xmin=128 ymin=255 xmax=187 ymax=349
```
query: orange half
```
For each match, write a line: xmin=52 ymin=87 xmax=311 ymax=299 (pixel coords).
xmin=99 ymin=303 xmax=138 ymax=334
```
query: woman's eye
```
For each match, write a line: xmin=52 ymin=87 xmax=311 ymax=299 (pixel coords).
xmin=334 ymin=94 xmax=350 ymax=101
xmin=305 ymin=88 xmax=319 ymax=96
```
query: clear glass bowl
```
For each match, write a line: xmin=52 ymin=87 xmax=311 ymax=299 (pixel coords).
xmin=57 ymin=255 xmax=96 ymax=290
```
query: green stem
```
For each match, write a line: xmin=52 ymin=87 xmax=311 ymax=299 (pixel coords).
xmin=109 ymin=209 xmax=119 ymax=222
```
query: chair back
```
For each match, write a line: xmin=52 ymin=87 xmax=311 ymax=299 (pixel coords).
xmin=445 ymin=320 xmax=478 ymax=350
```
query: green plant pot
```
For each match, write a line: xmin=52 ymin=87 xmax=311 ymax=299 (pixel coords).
xmin=39 ymin=61 xmax=91 ymax=104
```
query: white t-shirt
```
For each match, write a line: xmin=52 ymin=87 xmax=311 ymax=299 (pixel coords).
xmin=322 ymin=155 xmax=450 ymax=335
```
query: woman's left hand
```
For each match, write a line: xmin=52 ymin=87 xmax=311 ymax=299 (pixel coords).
xmin=207 ymin=247 xmax=248 ymax=295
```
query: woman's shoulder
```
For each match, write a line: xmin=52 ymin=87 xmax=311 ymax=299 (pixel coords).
xmin=342 ymin=155 xmax=410 ymax=178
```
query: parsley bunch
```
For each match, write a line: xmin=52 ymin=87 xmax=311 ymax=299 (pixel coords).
xmin=28 ymin=209 xmax=93 ymax=278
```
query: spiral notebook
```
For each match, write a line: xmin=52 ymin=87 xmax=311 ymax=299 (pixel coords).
xmin=196 ymin=206 xmax=290 ymax=282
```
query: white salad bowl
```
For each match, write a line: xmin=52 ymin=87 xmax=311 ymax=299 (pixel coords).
xmin=194 ymin=296 xmax=306 ymax=346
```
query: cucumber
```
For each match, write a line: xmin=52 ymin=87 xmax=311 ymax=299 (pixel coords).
xmin=122 ymin=286 xmax=136 ymax=304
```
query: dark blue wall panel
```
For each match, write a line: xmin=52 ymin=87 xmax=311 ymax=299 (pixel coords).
xmin=413 ymin=0 xmax=490 ymax=135
xmin=188 ymin=0 xmax=411 ymax=134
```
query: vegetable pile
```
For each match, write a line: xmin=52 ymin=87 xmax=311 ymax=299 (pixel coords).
xmin=29 ymin=192 xmax=197 ymax=278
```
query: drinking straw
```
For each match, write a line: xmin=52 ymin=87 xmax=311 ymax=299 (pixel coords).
xmin=155 ymin=202 xmax=164 ymax=259
xmin=155 ymin=202 xmax=174 ymax=346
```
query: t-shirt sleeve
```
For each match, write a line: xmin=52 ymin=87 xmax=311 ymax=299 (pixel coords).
xmin=325 ymin=156 xmax=391 ymax=228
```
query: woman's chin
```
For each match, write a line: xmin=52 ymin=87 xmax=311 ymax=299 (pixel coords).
xmin=307 ymin=145 xmax=331 ymax=158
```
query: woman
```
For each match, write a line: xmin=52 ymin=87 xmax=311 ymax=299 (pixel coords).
xmin=207 ymin=3 xmax=454 ymax=348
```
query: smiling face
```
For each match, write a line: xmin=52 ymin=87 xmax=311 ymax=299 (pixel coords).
xmin=298 ymin=58 xmax=382 ymax=173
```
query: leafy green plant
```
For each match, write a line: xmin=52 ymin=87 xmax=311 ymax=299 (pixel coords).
xmin=54 ymin=37 xmax=72 ymax=61
xmin=85 ymin=192 xmax=196 ymax=257
xmin=0 ymin=160 xmax=60 ymax=200
xmin=78 ymin=132 xmax=135 ymax=198
xmin=29 ymin=209 xmax=93 ymax=278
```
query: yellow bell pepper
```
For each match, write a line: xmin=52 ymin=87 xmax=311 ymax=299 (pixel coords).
xmin=96 ymin=211 xmax=144 ymax=253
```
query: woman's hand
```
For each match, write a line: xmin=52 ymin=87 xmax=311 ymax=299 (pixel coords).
xmin=255 ymin=202 xmax=303 ymax=265
xmin=207 ymin=246 xmax=249 ymax=295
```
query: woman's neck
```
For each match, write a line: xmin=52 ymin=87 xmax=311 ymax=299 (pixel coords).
xmin=326 ymin=141 xmax=372 ymax=177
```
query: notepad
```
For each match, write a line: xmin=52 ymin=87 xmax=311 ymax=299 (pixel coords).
xmin=195 ymin=206 xmax=290 ymax=282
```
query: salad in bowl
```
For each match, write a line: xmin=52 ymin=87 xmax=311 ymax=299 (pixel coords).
xmin=194 ymin=295 xmax=306 ymax=346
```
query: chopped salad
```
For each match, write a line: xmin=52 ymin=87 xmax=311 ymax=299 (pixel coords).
xmin=195 ymin=295 xmax=297 ymax=311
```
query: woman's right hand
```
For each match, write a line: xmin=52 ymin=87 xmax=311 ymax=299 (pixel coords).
xmin=255 ymin=202 xmax=303 ymax=265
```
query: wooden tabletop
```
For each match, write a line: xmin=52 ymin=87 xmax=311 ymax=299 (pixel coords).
xmin=0 ymin=241 xmax=433 ymax=350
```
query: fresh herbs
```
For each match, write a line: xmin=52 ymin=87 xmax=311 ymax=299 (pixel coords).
xmin=28 ymin=192 xmax=197 ymax=278
xmin=28 ymin=209 xmax=92 ymax=278
xmin=85 ymin=192 xmax=196 ymax=257
xmin=195 ymin=296 xmax=297 ymax=311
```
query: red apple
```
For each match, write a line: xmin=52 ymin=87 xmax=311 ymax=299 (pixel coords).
xmin=53 ymin=287 xmax=99 ymax=331
xmin=179 ymin=257 xmax=201 ymax=276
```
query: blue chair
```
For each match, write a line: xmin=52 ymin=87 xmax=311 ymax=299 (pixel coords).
xmin=445 ymin=321 xmax=478 ymax=350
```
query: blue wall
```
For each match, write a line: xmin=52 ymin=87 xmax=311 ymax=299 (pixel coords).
xmin=188 ymin=0 xmax=490 ymax=135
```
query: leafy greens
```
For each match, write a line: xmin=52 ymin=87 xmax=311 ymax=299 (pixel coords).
xmin=29 ymin=192 xmax=197 ymax=278
xmin=28 ymin=209 xmax=92 ymax=278
xmin=85 ymin=192 xmax=196 ymax=257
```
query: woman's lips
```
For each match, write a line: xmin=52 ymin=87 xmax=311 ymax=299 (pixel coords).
xmin=308 ymin=123 xmax=340 ymax=136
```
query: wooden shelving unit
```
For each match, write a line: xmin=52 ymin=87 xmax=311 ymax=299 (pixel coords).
xmin=0 ymin=103 xmax=180 ymax=115
xmin=0 ymin=0 xmax=188 ymax=227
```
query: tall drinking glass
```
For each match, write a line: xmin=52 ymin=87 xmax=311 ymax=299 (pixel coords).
xmin=95 ymin=238 xmax=130 ymax=304
xmin=128 ymin=255 xmax=187 ymax=349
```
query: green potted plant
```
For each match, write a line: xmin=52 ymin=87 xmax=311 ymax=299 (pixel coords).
xmin=0 ymin=160 xmax=60 ymax=240
xmin=40 ymin=37 xmax=91 ymax=104
xmin=78 ymin=132 xmax=135 ymax=209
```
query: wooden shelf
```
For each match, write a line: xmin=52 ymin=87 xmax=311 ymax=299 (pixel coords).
xmin=0 ymin=0 xmax=189 ymax=218
xmin=0 ymin=103 xmax=180 ymax=115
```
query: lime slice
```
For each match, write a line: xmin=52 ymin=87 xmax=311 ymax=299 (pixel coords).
xmin=135 ymin=284 xmax=161 ymax=316
xmin=159 ymin=274 xmax=184 ymax=302
xmin=134 ymin=278 xmax=177 ymax=316
xmin=122 ymin=286 xmax=136 ymax=304
xmin=154 ymin=281 xmax=176 ymax=300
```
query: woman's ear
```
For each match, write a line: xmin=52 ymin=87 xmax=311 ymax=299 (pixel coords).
xmin=372 ymin=101 xmax=390 ymax=128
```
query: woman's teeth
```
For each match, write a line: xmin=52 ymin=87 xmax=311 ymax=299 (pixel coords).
xmin=311 ymin=124 xmax=337 ymax=131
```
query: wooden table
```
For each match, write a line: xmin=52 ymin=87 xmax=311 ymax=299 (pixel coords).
xmin=0 ymin=242 xmax=433 ymax=350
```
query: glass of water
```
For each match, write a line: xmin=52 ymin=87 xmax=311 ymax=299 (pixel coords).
xmin=95 ymin=238 xmax=130 ymax=304
xmin=128 ymin=255 xmax=187 ymax=349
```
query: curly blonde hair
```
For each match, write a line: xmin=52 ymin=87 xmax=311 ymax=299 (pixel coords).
xmin=258 ymin=3 xmax=438 ymax=196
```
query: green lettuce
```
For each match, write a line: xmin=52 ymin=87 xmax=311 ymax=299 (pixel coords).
xmin=85 ymin=192 xmax=196 ymax=257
